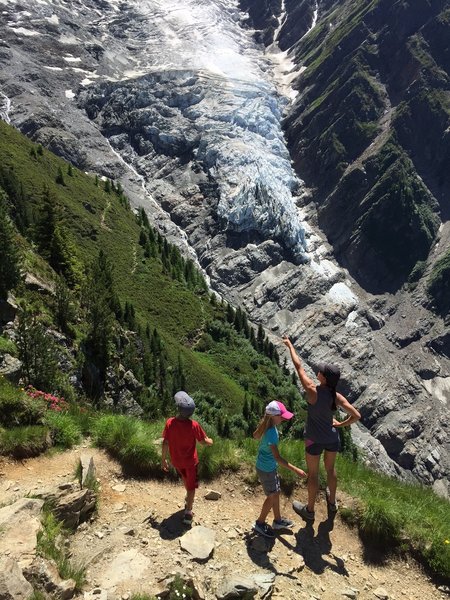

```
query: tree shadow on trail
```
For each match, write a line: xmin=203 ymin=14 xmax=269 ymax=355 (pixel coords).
xmin=143 ymin=509 xmax=188 ymax=540
xmin=278 ymin=515 xmax=348 ymax=576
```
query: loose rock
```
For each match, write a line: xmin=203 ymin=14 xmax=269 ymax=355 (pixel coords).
xmin=180 ymin=526 xmax=216 ymax=562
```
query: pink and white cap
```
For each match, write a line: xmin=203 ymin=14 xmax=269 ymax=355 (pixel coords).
xmin=265 ymin=400 xmax=294 ymax=420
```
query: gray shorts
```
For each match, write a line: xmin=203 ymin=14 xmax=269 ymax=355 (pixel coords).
xmin=256 ymin=467 xmax=281 ymax=496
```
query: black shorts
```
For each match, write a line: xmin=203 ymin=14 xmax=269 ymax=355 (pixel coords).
xmin=305 ymin=439 xmax=340 ymax=456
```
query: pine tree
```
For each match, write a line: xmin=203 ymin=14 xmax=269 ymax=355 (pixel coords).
xmin=16 ymin=306 xmax=60 ymax=391
xmin=249 ymin=328 xmax=257 ymax=349
xmin=257 ymin=324 xmax=265 ymax=351
xmin=226 ymin=304 xmax=235 ymax=324
xmin=222 ymin=417 xmax=230 ymax=438
xmin=82 ymin=250 xmax=117 ymax=393
xmin=54 ymin=278 xmax=75 ymax=336
xmin=0 ymin=191 xmax=20 ymax=300
xmin=67 ymin=163 xmax=73 ymax=177
xmin=0 ymin=166 xmax=29 ymax=233
xmin=34 ymin=186 xmax=57 ymax=261
xmin=56 ymin=166 xmax=65 ymax=186
xmin=234 ymin=306 xmax=243 ymax=332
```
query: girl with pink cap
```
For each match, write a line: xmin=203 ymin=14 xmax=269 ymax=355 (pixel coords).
xmin=252 ymin=400 xmax=307 ymax=538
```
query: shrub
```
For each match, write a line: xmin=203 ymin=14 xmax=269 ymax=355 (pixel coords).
xmin=0 ymin=378 xmax=46 ymax=427
xmin=28 ymin=591 xmax=47 ymax=600
xmin=0 ymin=425 xmax=51 ymax=457
xmin=359 ymin=497 xmax=402 ymax=547
xmin=25 ymin=387 xmax=68 ymax=412
xmin=197 ymin=439 xmax=239 ymax=480
xmin=44 ymin=412 xmax=82 ymax=448
xmin=0 ymin=335 xmax=17 ymax=356
xmin=91 ymin=414 xmax=139 ymax=451
xmin=92 ymin=414 xmax=162 ymax=476
xmin=118 ymin=433 xmax=160 ymax=475
xmin=67 ymin=404 xmax=94 ymax=436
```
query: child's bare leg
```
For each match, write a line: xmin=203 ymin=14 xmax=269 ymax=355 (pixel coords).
xmin=257 ymin=494 xmax=275 ymax=523
xmin=185 ymin=489 xmax=195 ymax=512
xmin=272 ymin=492 xmax=281 ymax=521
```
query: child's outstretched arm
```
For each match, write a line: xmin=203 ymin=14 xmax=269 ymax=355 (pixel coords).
xmin=161 ymin=439 xmax=170 ymax=472
xmin=270 ymin=444 xmax=307 ymax=478
xmin=199 ymin=436 xmax=213 ymax=446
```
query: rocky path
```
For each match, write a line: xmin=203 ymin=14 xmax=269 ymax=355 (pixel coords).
xmin=0 ymin=446 xmax=445 ymax=600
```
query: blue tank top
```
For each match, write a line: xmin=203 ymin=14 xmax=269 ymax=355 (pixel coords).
xmin=304 ymin=386 xmax=339 ymax=444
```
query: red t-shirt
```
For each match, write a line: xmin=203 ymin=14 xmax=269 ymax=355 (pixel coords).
xmin=162 ymin=417 xmax=207 ymax=469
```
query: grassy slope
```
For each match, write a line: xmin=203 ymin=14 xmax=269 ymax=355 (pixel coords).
xmin=0 ymin=120 xmax=253 ymax=409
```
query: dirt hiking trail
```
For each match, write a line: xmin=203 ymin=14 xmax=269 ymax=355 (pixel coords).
xmin=0 ymin=445 xmax=446 ymax=600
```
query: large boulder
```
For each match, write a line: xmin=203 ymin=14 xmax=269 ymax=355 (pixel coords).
xmin=0 ymin=354 xmax=22 ymax=384
xmin=0 ymin=557 xmax=33 ymax=600
xmin=0 ymin=498 xmax=44 ymax=567
xmin=33 ymin=482 xmax=97 ymax=529
xmin=24 ymin=273 xmax=55 ymax=295
xmin=23 ymin=557 xmax=76 ymax=600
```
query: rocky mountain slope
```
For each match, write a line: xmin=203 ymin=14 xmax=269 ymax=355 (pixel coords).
xmin=0 ymin=0 xmax=449 ymax=494
xmin=0 ymin=447 xmax=446 ymax=600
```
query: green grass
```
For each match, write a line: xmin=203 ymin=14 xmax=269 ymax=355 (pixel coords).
xmin=0 ymin=335 xmax=17 ymax=356
xmin=36 ymin=509 xmax=85 ymax=590
xmin=198 ymin=439 xmax=240 ymax=480
xmin=44 ymin=412 xmax=82 ymax=448
xmin=0 ymin=425 xmax=51 ymax=457
xmin=336 ymin=454 xmax=450 ymax=577
xmin=91 ymin=414 xmax=163 ymax=475
xmin=0 ymin=376 xmax=46 ymax=427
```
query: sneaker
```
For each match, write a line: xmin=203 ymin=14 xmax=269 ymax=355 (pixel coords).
xmin=253 ymin=521 xmax=275 ymax=538
xmin=326 ymin=488 xmax=338 ymax=512
xmin=292 ymin=501 xmax=315 ymax=521
xmin=272 ymin=517 xmax=294 ymax=530
xmin=183 ymin=510 xmax=193 ymax=526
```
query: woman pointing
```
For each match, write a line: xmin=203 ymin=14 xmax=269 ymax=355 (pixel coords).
xmin=283 ymin=336 xmax=361 ymax=521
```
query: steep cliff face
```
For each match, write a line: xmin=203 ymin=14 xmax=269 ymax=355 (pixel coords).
xmin=242 ymin=0 xmax=449 ymax=294
xmin=285 ymin=0 xmax=449 ymax=295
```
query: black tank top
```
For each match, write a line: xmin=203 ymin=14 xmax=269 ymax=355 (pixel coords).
xmin=304 ymin=385 xmax=339 ymax=444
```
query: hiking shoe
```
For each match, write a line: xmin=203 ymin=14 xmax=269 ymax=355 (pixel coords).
xmin=183 ymin=511 xmax=193 ymax=526
xmin=292 ymin=501 xmax=315 ymax=521
xmin=253 ymin=521 xmax=275 ymax=538
xmin=326 ymin=488 xmax=338 ymax=513
xmin=272 ymin=517 xmax=294 ymax=530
